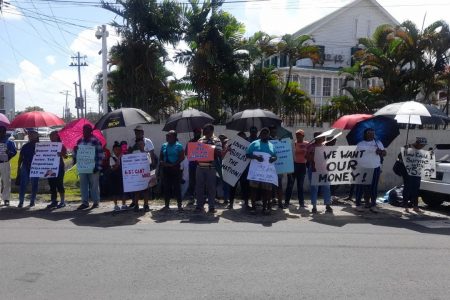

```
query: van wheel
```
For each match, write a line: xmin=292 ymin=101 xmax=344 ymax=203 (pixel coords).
xmin=420 ymin=191 xmax=444 ymax=208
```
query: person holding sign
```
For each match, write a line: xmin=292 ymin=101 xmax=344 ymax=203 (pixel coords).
xmin=306 ymin=132 xmax=332 ymax=214
xmin=17 ymin=130 xmax=40 ymax=208
xmin=0 ymin=125 xmax=17 ymax=206
xmin=184 ymin=128 xmax=202 ymax=204
xmin=110 ymin=142 xmax=126 ymax=211
xmin=160 ymin=130 xmax=185 ymax=211
xmin=354 ymin=128 xmax=386 ymax=213
xmin=46 ymin=131 xmax=67 ymax=209
xmin=399 ymin=137 xmax=428 ymax=213
xmin=132 ymin=125 xmax=156 ymax=169
xmin=73 ymin=124 xmax=105 ymax=210
xmin=284 ymin=129 xmax=308 ymax=209
xmin=246 ymin=127 xmax=277 ymax=214
xmin=194 ymin=124 xmax=222 ymax=213
xmin=130 ymin=139 xmax=152 ymax=212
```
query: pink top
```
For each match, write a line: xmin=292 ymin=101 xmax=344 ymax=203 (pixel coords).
xmin=294 ymin=141 xmax=308 ymax=163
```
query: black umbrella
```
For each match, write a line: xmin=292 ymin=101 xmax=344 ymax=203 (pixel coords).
xmin=346 ymin=116 xmax=400 ymax=147
xmin=95 ymin=108 xmax=155 ymax=130
xmin=162 ymin=108 xmax=214 ymax=133
xmin=226 ymin=109 xmax=282 ymax=131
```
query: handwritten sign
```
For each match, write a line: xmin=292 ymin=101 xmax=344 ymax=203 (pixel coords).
xmin=30 ymin=142 xmax=62 ymax=178
xmin=401 ymin=147 xmax=436 ymax=179
xmin=0 ymin=143 xmax=8 ymax=162
xmin=247 ymin=151 xmax=278 ymax=186
xmin=187 ymin=142 xmax=214 ymax=162
xmin=76 ymin=144 xmax=96 ymax=174
xmin=270 ymin=138 xmax=294 ymax=174
xmin=311 ymin=146 xmax=374 ymax=185
xmin=222 ymin=136 xmax=250 ymax=187
xmin=122 ymin=153 xmax=152 ymax=192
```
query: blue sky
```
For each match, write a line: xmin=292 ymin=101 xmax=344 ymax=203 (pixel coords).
xmin=1 ymin=0 xmax=450 ymax=117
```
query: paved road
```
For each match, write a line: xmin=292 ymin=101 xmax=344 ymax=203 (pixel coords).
xmin=1 ymin=203 xmax=449 ymax=300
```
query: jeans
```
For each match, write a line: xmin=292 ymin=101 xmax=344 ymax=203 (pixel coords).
xmin=285 ymin=163 xmax=306 ymax=206
xmin=79 ymin=172 xmax=100 ymax=205
xmin=355 ymin=167 xmax=381 ymax=207
xmin=308 ymin=167 xmax=331 ymax=206
xmin=19 ymin=166 xmax=39 ymax=205
xmin=195 ymin=167 xmax=216 ymax=209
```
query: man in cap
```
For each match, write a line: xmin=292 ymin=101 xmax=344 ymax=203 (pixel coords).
xmin=73 ymin=124 xmax=105 ymax=210
xmin=185 ymin=127 xmax=202 ymax=203
xmin=0 ymin=125 xmax=17 ymax=206
xmin=133 ymin=125 xmax=156 ymax=168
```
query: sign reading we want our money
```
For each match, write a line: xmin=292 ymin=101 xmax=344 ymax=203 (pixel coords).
xmin=30 ymin=142 xmax=62 ymax=178
xmin=311 ymin=146 xmax=374 ymax=185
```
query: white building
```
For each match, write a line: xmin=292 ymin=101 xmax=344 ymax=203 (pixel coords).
xmin=270 ymin=0 xmax=399 ymax=107
xmin=0 ymin=81 xmax=15 ymax=120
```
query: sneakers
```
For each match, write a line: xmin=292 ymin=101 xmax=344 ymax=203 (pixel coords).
xmin=29 ymin=203 xmax=35 ymax=208
xmin=91 ymin=203 xmax=99 ymax=209
xmin=4 ymin=200 xmax=9 ymax=206
xmin=77 ymin=203 xmax=89 ymax=210
xmin=114 ymin=205 xmax=121 ymax=211
xmin=57 ymin=202 xmax=66 ymax=208
xmin=18 ymin=203 xmax=23 ymax=208
xmin=143 ymin=204 xmax=150 ymax=212
xmin=325 ymin=205 xmax=333 ymax=213
xmin=46 ymin=202 xmax=58 ymax=209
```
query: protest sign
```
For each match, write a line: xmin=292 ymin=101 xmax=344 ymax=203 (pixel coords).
xmin=187 ymin=142 xmax=215 ymax=161
xmin=222 ymin=136 xmax=250 ymax=187
xmin=30 ymin=142 xmax=62 ymax=178
xmin=122 ymin=153 xmax=152 ymax=192
xmin=76 ymin=144 xmax=96 ymax=174
xmin=401 ymin=147 xmax=436 ymax=179
xmin=247 ymin=151 xmax=278 ymax=186
xmin=0 ymin=143 xmax=8 ymax=162
xmin=311 ymin=146 xmax=374 ymax=185
xmin=270 ymin=138 xmax=294 ymax=174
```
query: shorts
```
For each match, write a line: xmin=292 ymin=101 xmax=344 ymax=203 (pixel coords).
xmin=249 ymin=180 xmax=273 ymax=191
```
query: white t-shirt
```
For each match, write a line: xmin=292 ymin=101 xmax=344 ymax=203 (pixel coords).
xmin=356 ymin=140 xmax=385 ymax=168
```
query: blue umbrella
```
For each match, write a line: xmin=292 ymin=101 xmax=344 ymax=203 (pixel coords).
xmin=346 ymin=116 xmax=399 ymax=147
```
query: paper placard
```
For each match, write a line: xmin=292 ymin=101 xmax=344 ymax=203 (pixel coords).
xmin=30 ymin=142 xmax=62 ymax=178
xmin=401 ymin=147 xmax=436 ymax=179
xmin=270 ymin=138 xmax=294 ymax=174
xmin=76 ymin=144 xmax=96 ymax=174
xmin=222 ymin=136 xmax=250 ymax=187
xmin=187 ymin=142 xmax=214 ymax=161
xmin=247 ymin=151 xmax=278 ymax=186
xmin=311 ymin=146 xmax=374 ymax=185
xmin=122 ymin=153 xmax=152 ymax=192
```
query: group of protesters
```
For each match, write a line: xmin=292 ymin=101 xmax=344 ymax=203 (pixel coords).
xmin=0 ymin=121 xmax=428 ymax=214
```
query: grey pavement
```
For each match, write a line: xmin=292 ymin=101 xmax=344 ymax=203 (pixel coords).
xmin=1 ymin=200 xmax=450 ymax=300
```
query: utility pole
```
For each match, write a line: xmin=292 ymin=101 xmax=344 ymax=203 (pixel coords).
xmin=84 ymin=89 xmax=87 ymax=118
xmin=95 ymin=25 xmax=109 ymax=114
xmin=70 ymin=52 xmax=88 ymax=118
xmin=60 ymin=90 xmax=70 ymax=121
xmin=73 ymin=82 xmax=79 ymax=119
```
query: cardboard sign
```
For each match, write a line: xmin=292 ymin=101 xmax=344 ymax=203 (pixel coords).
xmin=30 ymin=142 xmax=62 ymax=178
xmin=247 ymin=151 xmax=278 ymax=186
xmin=76 ymin=144 xmax=96 ymax=174
xmin=0 ymin=143 xmax=8 ymax=162
xmin=401 ymin=147 xmax=436 ymax=179
xmin=311 ymin=146 xmax=374 ymax=185
xmin=222 ymin=136 xmax=250 ymax=187
xmin=270 ymin=138 xmax=294 ymax=174
xmin=187 ymin=142 xmax=214 ymax=161
xmin=122 ymin=153 xmax=152 ymax=192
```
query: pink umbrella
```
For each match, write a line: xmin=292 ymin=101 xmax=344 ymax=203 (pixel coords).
xmin=58 ymin=118 xmax=106 ymax=150
xmin=331 ymin=114 xmax=373 ymax=130
xmin=0 ymin=113 xmax=10 ymax=128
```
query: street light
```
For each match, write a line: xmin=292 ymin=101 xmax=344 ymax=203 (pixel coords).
xmin=95 ymin=25 xmax=109 ymax=114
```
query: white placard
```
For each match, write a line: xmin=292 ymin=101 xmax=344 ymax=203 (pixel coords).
xmin=311 ymin=146 xmax=374 ymax=185
xmin=270 ymin=138 xmax=294 ymax=174
xmin=401 ymin=147 xmax=436 ymax=179
xmin=76 ymin=145 xmax=96 ymax=174
xmin=247 ymin=151 xmax=278 ymax=186
xmin=30 ymin=142 xmax=62 ymax=178
xmin=222 ymin=136 xmax=250 ymax=187
xmin=122 ymin=153 xmax=151 ymax=192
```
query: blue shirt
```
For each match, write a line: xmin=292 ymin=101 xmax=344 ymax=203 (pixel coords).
xmin=161 ymin=142 xmax=183 ymax=164
xmin=247 ymin=139 xmax=276 ymax=157
xmin=0 ymin=136 xmax=17 ymax=162
xmin=19 ymin=141 xmax=36 ymax=170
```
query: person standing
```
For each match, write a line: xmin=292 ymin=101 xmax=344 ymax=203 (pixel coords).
xmin=133 ymin=125 xmax=156 ymax=169
xmin=0 ymin=125 xmax=17 ymax=206
xmin=160 ymin=130 xmax=184 ymax=211
xmin=400 ymin=137 xmax=427 ymax=213
xmin=46 ymin=130 xmax=67 ymax=209
xmin=269 ymin=125 xmax=283 ymax=209
xmin=284 ymin=129 xmax=308 ymax=209
xmin=17 ymin=130 xmax=39 ymax=208
xmin=130 ymin=139 xmax=151 ymax=212
xmin=73 ymin=124 xmax=104 ymax=210
xmin=185 ymin=128 xmax=202 ymax=204
xmin=110 ymin=141 xmax=126 ymax=211
xmin=354 ymin=128 xmax=386 ymax=213
xmin=195 ymin=124 xmax=222 ymax=213
xmin=246 ymin=127 xmax=277 ymax=214
xmin=306 ymin=132 xmax=333 ymax=214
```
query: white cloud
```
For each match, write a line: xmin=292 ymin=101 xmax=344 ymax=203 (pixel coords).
xmin=2 ymin=4 xmax=23 ymax=21
xmin=46 ymin=55 xmax=56 ymax=65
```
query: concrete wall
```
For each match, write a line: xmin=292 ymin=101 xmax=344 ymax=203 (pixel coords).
xmin=102 ymin=124 xmax=450 ymax=192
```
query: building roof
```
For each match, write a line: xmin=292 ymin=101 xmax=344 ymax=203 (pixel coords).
xmin=293 ymin=0 xmax=399 ymax=37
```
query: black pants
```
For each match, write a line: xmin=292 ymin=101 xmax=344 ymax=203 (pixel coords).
xmin=403 ymin=175 xmax=421 ymax=207
xmin=163 ymin=166 xmax=182 ymax=208
xmin=48 ymin=169 xmax=64 ymax=203
xmin=185 ymin=164 xmax=197 ymax=199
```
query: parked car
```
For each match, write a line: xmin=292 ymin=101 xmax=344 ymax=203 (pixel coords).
xmin=37 ymin=127 xmax=51 ymax=138
xmin=419 ymin=144 xmax=450 ymax=207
